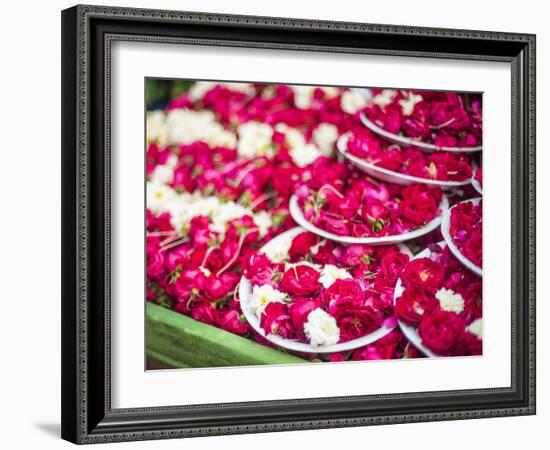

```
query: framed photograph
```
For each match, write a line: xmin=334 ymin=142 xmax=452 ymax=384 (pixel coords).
xmin=61 ymin=4 xmax=536 ymax=444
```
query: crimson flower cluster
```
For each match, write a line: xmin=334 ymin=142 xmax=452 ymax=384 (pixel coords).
xmin=395 ymin=244 xmax=482 ymax=356
xmin=346 ymin=127 xmax=474 ymax=181
xmin=297 ymin=172 xmax=443 ymax=237
xmin=449 ymin=200 xmax=483 ymax=267
xmin=363 ymin=89 xmax=482 ymax=148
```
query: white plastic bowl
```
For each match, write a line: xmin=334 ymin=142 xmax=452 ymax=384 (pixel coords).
xmin=360 ymin=112 xmax=482 ymax=154
xmin=238 ymin=226 xmax=412 ymax=354
xmin=337 ymin=133 xmax=472 ymax=189
xmin=440 ymin=197 xmax=483 ymax=276
xmin=289 ymin=194 xmax=449 ymax=246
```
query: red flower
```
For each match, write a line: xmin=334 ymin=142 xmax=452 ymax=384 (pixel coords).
xmin=280 ymin=265 xmax=322 ymax=296
xmin=418 ymin=310 xmax=465 ymax=355
xmin=288 ymin=297 xmax=322 ymax=334
xmin=288 ymin=232 xmax=319 ymax=258
xmin=324 ymin=279 xmax=364 ymax=315
xmin=462 ymin=230 xmax=482 ymax=266
xmin=190 ymin=300 xmax=219 ymax=326
xmin=395 ymin=288 xmax=437 ymax=325
xmin=260 ymin=302 xmax=296 ymax=339
xmin=335 ymin=306 xmax=383 ymax=342
xmin=219 ymin=309 xmax=251 ymax=335
xmin=401 ymin=258 xmax=445 ymax=293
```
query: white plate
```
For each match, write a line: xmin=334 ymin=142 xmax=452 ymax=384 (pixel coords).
xmin=337 ymin=133 xmax=472 ymax=189
xmin=392 ymin=243 xmax=442 ymax=358
xmin=440 ymin=197 xmax=483 ymax=276
xmin=238 ymin=226 xmax=412 ymax=354
xmin=289 ymin=194 xmax=449 ymax=246
xmin=360 ymin=112 xmax=482 ymax=154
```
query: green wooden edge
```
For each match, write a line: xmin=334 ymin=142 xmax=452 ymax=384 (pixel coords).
xmin=146 ymin=302 xmax=309 ymax=368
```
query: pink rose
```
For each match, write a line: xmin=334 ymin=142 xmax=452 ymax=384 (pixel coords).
xmin=325 ymin=279 xmax=364 ymax=315
xmin=219 ymin=309 xmax=250 ymax=335
xmin=288 ymin=232 xmax=319 ymax=258
xmin=288 ymin=298 xmax=322 ymax=333
xmin=418 ymin=310 xmax=465 ymax=356
xmin=335 ymin=306 xmax=383 ymax=342
xmin=260 ymin=302 xmax=296 ymax=339
xmin=401 ymin=258 xmax=445 ymax=293
xmin=280 ymin=265 xmax=322 ymax=296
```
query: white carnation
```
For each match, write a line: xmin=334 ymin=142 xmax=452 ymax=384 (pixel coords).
xmin=435 ymin=288 xmax=465 ymax=314
xmin=319 ymin=264 xmax=352 ymax=288
xmin=150 ymin=164 xmax=174 ymax=184
xmin=341 ymin=90 xmax=368 ymax=114
xmin=250 ymin=285 xmax=287 ymax=318
xmin=237 ymin=121 xmax=274 ymax=159
xmin=289 ymin=143 xmax=322 ymax=168
xmin=312 ymin=123 xmax=339 ymax=156
xmin=290 ymin=85 xmax=315 ymax=109
xmin=304 ymin=308 xmax=340 ymax=347
xmin=262 ymin=236 xmax=292 ymax=263
xmin=253 ymin=211 xmax=273 ymax=238
xmin=146 ymin=110 xmax=168 ymax=145
xmin=467 ymin=318 xmax=483 ymax=340
xmin=164 ymin=108 xmax=237 ymax=148
xmin=372 ymin=89 xmax=397 ymax=108
xmin=146 ymin=182 xmax=177 ymax=214
xmin=399 ymin=92 xmax=423 ymax=116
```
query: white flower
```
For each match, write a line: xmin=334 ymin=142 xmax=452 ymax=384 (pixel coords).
xmin=290 ymin=85 xmax=315 ymax=109
xmin=312 ymin=123 xmax=339 ymax=156
xmin=372 ymin=89 xmax=397 ymax=108
xmin=250 ymin=285 xmax=287 ymax=318
xmin=262 ymin=236 xmax=292 ymax=263
xmin=399 ymin=92 xmax=423 ymax=116
xmin=341 ymin=90 xmax=368 ymax=114
xmin=467 ymin=318 xmax=483 ymax=340
xmin=289 ymin=143 xmax=322 ymax=168
xmin=210 ymin=201 xmax=250 ymax=234
xmin=304 ymin=308 xmax=340 ymax=347
xmin=435 ymin=288 xmax=465 ymax=314
xmin=318 ymin=264 xmax=352 ymax=288
xmin=237 ymin=121 xmax=274 ymax=158
xmin=320 ymin=86 xmax=341 ymax=99
xmin=146 ymin=111 xmax=168 ymax=144
xmin=150 ymin=164 xmax=174 ymax=184
xmin=146 ymin=182 xmax=176 ymax=213
xmin=275 ymin=123 xmax=307 ymax=148
xmin=164 ymin=108 xmax=237 ymax=148
xmin=253 ymin=211 xmax=272 ymax=238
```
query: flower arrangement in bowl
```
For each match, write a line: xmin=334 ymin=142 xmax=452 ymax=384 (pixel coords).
xmin=440 ymin=197 xmax=482 ymax=276
xmin=289 ymin=172 xmax=449 ymax=245
xmin=337 ymin=129 xmax=474 ymax=188
xmin=393 ymin=242 xmax=483 ymax=357
xmin=472 ymin=167 xmax=483 ymax=195
xmin=359 ymin=89 xmax=482 ymax=153
xmin=239 ymin=227 xmax=413 ymax=353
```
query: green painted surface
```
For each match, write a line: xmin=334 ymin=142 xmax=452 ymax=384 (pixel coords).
xmin=146 ymin=302 xmax=308 ymax=368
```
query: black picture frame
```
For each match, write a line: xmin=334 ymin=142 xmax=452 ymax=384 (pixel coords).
xmin=61 ymin=4 xmax=536 ymax=444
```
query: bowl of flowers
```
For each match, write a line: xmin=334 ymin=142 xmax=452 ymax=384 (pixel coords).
xmin=239 ymin=227 xmax=413 ymax=353
xmin=359 ymin=89 xmax=482 ymax=153
xmin=289 ymin=172 xmax=449 ymax=245
xmin=337 ymin=130 xmax=474 ymax=188
xmin=440 ymin=197 xmax=482 ymax=276
xmin=393 ymin=242 xmax=483 ymax=357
